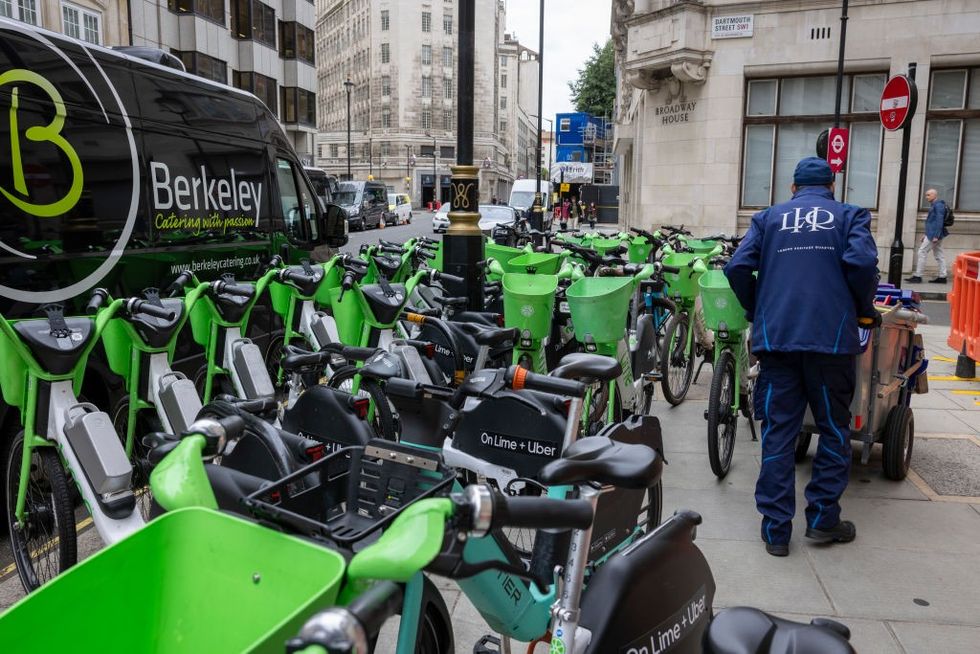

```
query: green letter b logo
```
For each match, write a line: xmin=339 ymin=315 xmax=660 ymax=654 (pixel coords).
xmin=1 ymin=69 xmax=83 ymax=217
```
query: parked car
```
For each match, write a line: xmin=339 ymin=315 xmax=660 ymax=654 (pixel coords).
xmin=433 ymin=203 xmax=451 ymax=233
xmin=509 ymin=179 xmax=553 ymax=229
xmin=387 ymin=193 xmax=413 ymax=225
xmin=478 ymin=204 xmax=518 ymax=236
xmin=335 ymin=180 xmax=387 ymax=230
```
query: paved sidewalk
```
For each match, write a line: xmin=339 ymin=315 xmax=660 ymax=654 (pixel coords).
xmin=3 ymin=325 xmax=979 ymax=653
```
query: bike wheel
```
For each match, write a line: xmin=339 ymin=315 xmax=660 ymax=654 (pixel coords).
xmin=4 ymin=432 xmax=77 ymax=592
xmin=328 ymin=366 xmax=398 ymax=440
xmin=643 ymin=479 xmax=663 ymax=530
xmin=110 ymin=398 xmax=159 ymax=522
xmin=585 ymin=380 xmax=623 ymax=436
xmin=660 ymin=313 xmax=695 ymax=406
xmin=413 ymin=575 xmax=455 ymax=654
xmin=707 ymin=350 xmax=738 ymax=479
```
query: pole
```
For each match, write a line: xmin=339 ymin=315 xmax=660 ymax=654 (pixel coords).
xmin=368 ymin=137 xmax=373 ymax=177
xmin=445 ymin=0 xmax=483 ymax=309
xmin=344 ymin=77 xmax=353 ymax=180
xmin=888 ymin=62 xmax=917 ymax=288
xmin=833 ymin=0 xmax=848 ymax=127
xmin=432 ymin=136 xmax=437 ymax=204
xmin=529 ymin=0 xmax=545 ymax=234
xmin=406 ymin=145 xmax=411 ymax=183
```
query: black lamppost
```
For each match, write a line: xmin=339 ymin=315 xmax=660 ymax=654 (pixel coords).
xmin=530 ymin=114 xmax=553 ymax=182
xmin=529 ymin=0 xmax=545 ymax=234
xmin=368 ymin=136 xmax=373 ymax=178
xmin=429 ymin=133 xmax=438 ymax=203
xmin=344 ymin=77 xmax=354 ymax=180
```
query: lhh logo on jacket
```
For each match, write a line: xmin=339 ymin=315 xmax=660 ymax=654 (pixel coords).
xmin=779 ymin=206 xmax=836 ymax=233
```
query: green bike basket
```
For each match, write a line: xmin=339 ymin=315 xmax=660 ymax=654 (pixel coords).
xmin=502 ymin=273 xmax=558 ymax=340
xmin=0 ymin=507 xmax=346 ymax=654
xmin=592 ymin=238 xmax=624 ymax=257
xmin=328 ymin=286 xmax=366 ymax=344
xmin=486 ymin=242 xmax=524 ymax=272
xmin=698 ymin=269 xmax=749 ymax=332
xmin=685 ymin=238 xmax=720 ymax=256
xmin=662 ymin=252 xmax=703 ymax=300
xmin=508 ymin=251 xmax=562 ymax=275
xmin=628 ymin=238 xmax=654 ymax=264
xmin=565 ymin=277 xmax=633 ymax=344
xmin=269 ymin=281 xmax=293 ymax=318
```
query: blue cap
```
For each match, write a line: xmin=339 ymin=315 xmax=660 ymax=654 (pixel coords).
xmin=793 ymin=157 xmax=834 ymax=186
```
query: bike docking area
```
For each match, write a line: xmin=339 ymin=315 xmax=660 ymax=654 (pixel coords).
xmin=0 ymin=230 xmax=979 ymax=654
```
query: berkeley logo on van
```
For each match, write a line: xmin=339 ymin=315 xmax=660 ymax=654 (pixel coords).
xmin=150 ymin=162 xmax=263 ymax=229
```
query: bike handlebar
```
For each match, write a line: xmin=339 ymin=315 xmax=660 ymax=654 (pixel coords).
xmin=435 ymin=271 xmax=465 ymax=285
xmin=163 ymin=271 xmax=194 ymax=297
xmin=129 ymin=299 xmax=176 ymax=321
xmin=279 ymin=268 xmax=313 ymax=285
xmin=86 ymin=288 xmax=108 ymax=314
xmin=505 ymin=365 xmax=587 ymax=398
xmin=215 ymin=282 xmax=253 ymax=298
xmin=492 ymin=492 xmax=594 ymax=531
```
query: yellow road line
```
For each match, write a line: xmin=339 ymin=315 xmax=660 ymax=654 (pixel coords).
xmin=932 ymin=355 xmax=957 ymax=363
xmin=951 ymin=390 xmax=980 ymax=396
xmin=928 ymin=375 xmax=980 ymax=382
xmin=0 ymin=516 xmax=94 ymax=579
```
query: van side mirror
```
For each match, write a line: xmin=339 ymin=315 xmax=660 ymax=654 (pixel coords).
xmin=320 ymin=203 xmax=349 ymax=248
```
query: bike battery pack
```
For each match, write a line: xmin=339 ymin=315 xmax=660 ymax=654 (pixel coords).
xmin=158 ymin=373 xmax=203 ymax=434
xmin=232 ymin=339 xmax=275 ymax=399
xmin=63 ymin=403 xmax=133 ymax=495
xmin=310 ymin=311 xmax=340 ymax=349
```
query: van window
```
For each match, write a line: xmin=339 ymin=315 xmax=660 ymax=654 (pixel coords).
xmin=335 ymin=183 xmax=361 ymax=206
xmin=365 ymin=184 xmax=386 ymax=206
xmin=276 ymin=158 xmax=318 ymax=241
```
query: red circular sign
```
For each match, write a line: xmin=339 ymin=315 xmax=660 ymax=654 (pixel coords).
xmin=880 ymin=75 xmax=918 ymax=131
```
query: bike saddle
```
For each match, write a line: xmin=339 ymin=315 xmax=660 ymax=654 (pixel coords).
xmin=13 ymin=315 xmax=94 ymax=375
xmin=358 ymin=350 xmax=406 ymax=381
xmin=211 ymin=394 xmax=279 ymax=418
xmin=551 ymin=352 xmax=622 ymax=383
xmin=704 ymin=607 xmax=854 ymax=654
xmin=538 ymin=437 xmax=662 ymax=490
xmin=455 ymin=322 xmax=518 ymax=347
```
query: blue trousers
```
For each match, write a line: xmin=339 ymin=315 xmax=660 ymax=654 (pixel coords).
xmin=754 ymin=352 xmax=855 ymax=545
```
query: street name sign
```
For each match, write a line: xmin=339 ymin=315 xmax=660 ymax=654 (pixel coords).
xmin=880 ymin=75 xmax=917 ymax=131
xmin=827 ymin=127 xmax=849 ymax=174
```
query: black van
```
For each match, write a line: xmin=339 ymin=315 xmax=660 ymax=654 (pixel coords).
xmin=335 ymin=180 xmax=388 ymax=231
xmin=0 ymin=19 xmax=347 ymax=510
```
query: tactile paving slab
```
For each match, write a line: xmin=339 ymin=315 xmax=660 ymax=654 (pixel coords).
xmin=912 ymin=438 xmax=980 ymax=497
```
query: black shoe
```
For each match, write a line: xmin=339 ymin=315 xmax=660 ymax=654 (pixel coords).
xmin=805 ymin=520 xmax=856 ymax=544
xmin=905 ymin=275 xmax=922 ymax=283
xmin=766 ymin=542 xmax=789 ymax=557
xmin=929 ymin=277 xmax=947 ymax=284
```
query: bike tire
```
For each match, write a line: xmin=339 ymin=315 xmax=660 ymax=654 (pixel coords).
xmin=707 ymin=350 xmax=738 ymax=479
xmin=414 ymin=574 xmax=456 ymax=654
xmin=110 ymin=397 xmax=160 ymax=522
xmin=5 ymin=432 xmax=77 ymax=592
xmin=328 ymin=366 xmax=398 ymax=440
xmin=660 ymin=312 xmax=695 ymax=406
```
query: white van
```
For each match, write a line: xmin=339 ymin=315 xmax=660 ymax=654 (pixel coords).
xmin=508 ymin=179 xmax=553 ymax=229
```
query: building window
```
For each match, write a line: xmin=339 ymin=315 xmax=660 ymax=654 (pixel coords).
xmin=421 ymin=11 xmax=431 ymax=32
xmin=279 ymin=21 xmax=314 ymax=64
xmin=281 ymin=87 xmax=316 ymax=126
xmin=380 ymin=9 xmax=389 ymax=31
xmin=922 ymin=68 xmax=980 ymax=211
xmin=499 ymin=55 xmax=507 ymax=67
xmin=62 ymin=2 xmax=101 ymax=44
xmin=741 ymin=73 xmax=887 ymax=209
xmin=500 ymin=74 xmax=507 ymax=89
xmin=330 ymin=144 xmax=339 ymax=158
xmin=168 ymin=0 xmax=224 ymax=26
xmin=499 ymin=96 xmax=506 ymax=109
xmin=231 ymin=0 xmax=275 ymax=47
xmin=444 ymin=109 xmax=452 ymax=130
xmin=559 ymin=118 xmax=571 ymax=132
xmin=382 ymin=108 xmax=391 ymax=128
xmin=440 ymin=146 xmax=455 ymax=159
xmin=381 ymin=43 xmax=390 ymax=64
xmin=1 ymin=0 xmax=39 ymax=25
xmin=421 ymin=44 xmax=432 ymax=66
xmin=171 ymin=50 xmax=228 ymax=84
xmin=233 ymin=70 xmax=277 ymax=116
xmin=421 ymin=109 xmax=432 ymax=130
xmin=500 ymin=119 xmax=507 ymax=133
xmin=444 ymin=77 xmax=453 ymax=100
xmin=421 ymin=76 xmax=431 ymax=98
xmin=381 ymin=141 xmax=391 ymax=156
xmin=443 ymin=13 xmax=452 ymax=34
xmin=381 ymin=75 xmax=391 ymax=97
xmin=443 ymin=46 xmax=453 ymax=68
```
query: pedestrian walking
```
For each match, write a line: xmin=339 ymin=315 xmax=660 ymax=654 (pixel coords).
xmin=557 ymin=201 xmax=567 ymax=231
xmin=587 ymin=202 xmax=597 ymax=229
xmin=561 ymin=198 xmax=571 ymax=226
xmin=725 ymin=157 xmax=879 ymax=558
xmin=905 ymin=188 xmax=949 ymax=284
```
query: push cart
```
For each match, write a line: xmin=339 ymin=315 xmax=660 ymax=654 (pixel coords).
xmin=797 ymin=305 xmax=929 ymax=480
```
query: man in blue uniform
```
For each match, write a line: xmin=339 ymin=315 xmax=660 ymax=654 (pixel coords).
xmin=725 ymin=157 xmax=879 ymax=557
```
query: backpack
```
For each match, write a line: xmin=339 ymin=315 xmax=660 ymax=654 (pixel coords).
xmin=943 ymin=204 xmax=955 ymax=227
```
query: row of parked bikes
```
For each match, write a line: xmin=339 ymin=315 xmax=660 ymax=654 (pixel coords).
xmin=0 ymin=224 xmax=856 ymax=653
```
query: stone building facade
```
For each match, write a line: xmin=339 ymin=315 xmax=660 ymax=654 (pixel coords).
xmin=315 ymin=0 xmax=537 ymax=206
xmin=612 ymin=0 xmax=980 ymax=272
xmin=4 ymin=0 xmax=129 ymax=47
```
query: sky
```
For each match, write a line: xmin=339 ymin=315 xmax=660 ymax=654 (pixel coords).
xmin=505 ymin=0 xmax=613 ymax=126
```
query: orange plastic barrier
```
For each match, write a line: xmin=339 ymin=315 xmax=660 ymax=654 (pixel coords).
xmin=948 ymin=251 xmax=980 ymax=361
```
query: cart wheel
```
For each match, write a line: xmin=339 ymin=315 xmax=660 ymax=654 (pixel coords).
xmin=795 ymin=432 xmax=813 ymax=463
xmin=882 ymin=405 xmax=914 ymax=480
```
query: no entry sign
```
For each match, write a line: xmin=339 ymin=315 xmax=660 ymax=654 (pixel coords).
xmin=880 ymin=75 xmax=918 ymax=131
xmin=827 ymin=127 xmax=849 ymax=174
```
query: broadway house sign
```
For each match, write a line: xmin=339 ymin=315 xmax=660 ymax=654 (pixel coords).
xmin=655 ymin=100 xmax=698 ymax=125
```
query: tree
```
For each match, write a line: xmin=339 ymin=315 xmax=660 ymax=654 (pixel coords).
xmin=568 ymin=40 xmax=615 ymax=117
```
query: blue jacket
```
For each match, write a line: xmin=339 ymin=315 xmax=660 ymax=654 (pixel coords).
xmin=925 ymin=199 xmax=949 ymax=240
xmin=724 ymin=187 xmax=879 ymax=355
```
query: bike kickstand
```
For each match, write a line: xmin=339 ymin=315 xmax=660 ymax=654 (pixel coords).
xmin=693 ymin=357 xmax=710 ymax=384
xmin=747 ymin=415 xmax=759 ymax=441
